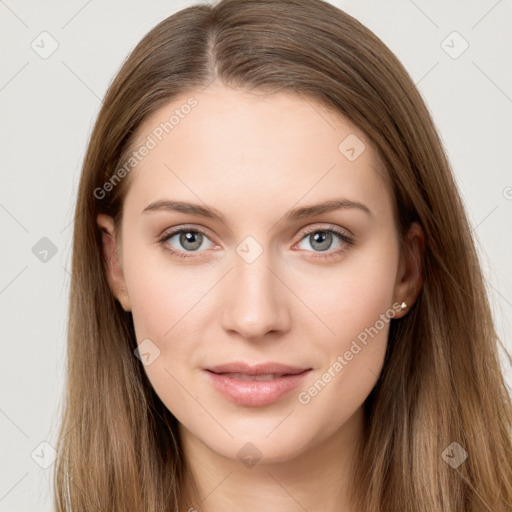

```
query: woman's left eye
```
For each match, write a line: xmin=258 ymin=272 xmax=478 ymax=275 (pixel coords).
xmin=158 ymin=226 xmax=353 ymax=260
xmin=294 ymin=227 xmax=353 ymax=258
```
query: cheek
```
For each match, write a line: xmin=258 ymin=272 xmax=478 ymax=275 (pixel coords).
xmin=121 ymin=241 xmax=210 ymax=405
xmin=294 ymin=239 xmax=398 ymax=412
xmin=122 ymin=238 xmax=206 ymax=341
xmin=295 ymin=234 xmax=399 ymax=348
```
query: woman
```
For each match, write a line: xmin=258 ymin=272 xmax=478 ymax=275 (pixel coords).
xmin=53 ymin=0 xmax=512 ymax=510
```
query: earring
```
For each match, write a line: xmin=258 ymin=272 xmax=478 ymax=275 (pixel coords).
xmin=400 ymin=301 xmax=408 ymax=310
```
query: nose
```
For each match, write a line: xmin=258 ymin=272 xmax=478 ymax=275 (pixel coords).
xmin=220 ymin=250 xmax=291 ymax=341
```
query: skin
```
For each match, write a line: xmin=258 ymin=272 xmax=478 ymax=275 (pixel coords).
xmin=97 ymin=81 xmax=424 ymax=512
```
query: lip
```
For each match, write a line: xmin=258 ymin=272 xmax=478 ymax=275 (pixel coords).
xmin=204 ymin=362 xmax=312 ymax=407
xmin=206 ymin=362 xmax=310 ymax=376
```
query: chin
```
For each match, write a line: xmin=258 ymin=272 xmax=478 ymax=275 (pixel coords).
xmin=198 ymin=427 xmax=314 ymax=466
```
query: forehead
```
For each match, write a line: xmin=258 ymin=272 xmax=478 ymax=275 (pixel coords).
xmin=123 ymin=83 xmax=391 ymax=223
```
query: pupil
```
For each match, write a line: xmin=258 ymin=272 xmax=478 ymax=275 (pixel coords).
xmin=311 ymin=231 xmax=331 ymax=251
xmin=181 ymin=231 xmax=201 ymax=250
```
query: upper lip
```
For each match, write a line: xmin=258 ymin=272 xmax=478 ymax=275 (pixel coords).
xmin=205 ymin=362 xmax=311 ymax=376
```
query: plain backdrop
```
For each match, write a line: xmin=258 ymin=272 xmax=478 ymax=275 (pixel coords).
xmin=1 ymin=0 xmax=511 ymax=510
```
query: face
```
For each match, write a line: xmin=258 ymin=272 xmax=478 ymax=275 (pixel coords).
xmin=98 ymin=82 xmax=420 ymax=465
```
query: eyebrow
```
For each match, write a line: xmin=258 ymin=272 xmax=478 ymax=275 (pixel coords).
xmin=141 ymin=198 xmax=372 ymax=223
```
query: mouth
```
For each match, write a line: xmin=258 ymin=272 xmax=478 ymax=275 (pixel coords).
xmin=208 ymin=371 xmax=303 ymax=381
xmin=205 ymin=361 xmax=311 ymax=376
xmin=203 ymin=364 xmax=312 ymax=407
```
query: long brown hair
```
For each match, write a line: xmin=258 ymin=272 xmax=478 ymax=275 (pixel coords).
xmin=53 ymin=0 xmax=512 ymax=510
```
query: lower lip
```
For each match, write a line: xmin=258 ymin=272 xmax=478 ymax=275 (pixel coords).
xmin=204 ymin=369 xmax=311 ymax=407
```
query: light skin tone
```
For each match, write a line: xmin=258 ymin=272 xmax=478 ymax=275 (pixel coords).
xmin=97 ymin=82 xmax=424 ymax=512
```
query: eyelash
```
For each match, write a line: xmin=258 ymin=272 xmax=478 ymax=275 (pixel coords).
xmin=158 ymin=226 xmax=354 ymax=261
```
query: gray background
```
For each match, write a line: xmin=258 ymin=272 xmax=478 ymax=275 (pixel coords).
xmin=1 ymin=0 xmax=511 ymax=510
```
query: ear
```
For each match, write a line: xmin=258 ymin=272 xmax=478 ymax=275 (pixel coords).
xmin=392 ymin=221 xmax=424 ymax=318
xmin=96 ymin=213 xmax=131 ymax=312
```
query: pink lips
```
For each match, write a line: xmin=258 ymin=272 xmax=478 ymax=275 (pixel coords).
xmin=204 ymin=362 xmax=312 ymax=407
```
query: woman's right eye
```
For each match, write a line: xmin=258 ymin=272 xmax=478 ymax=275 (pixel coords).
xmin=159 ymin=228 xmax=215 ymax=259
